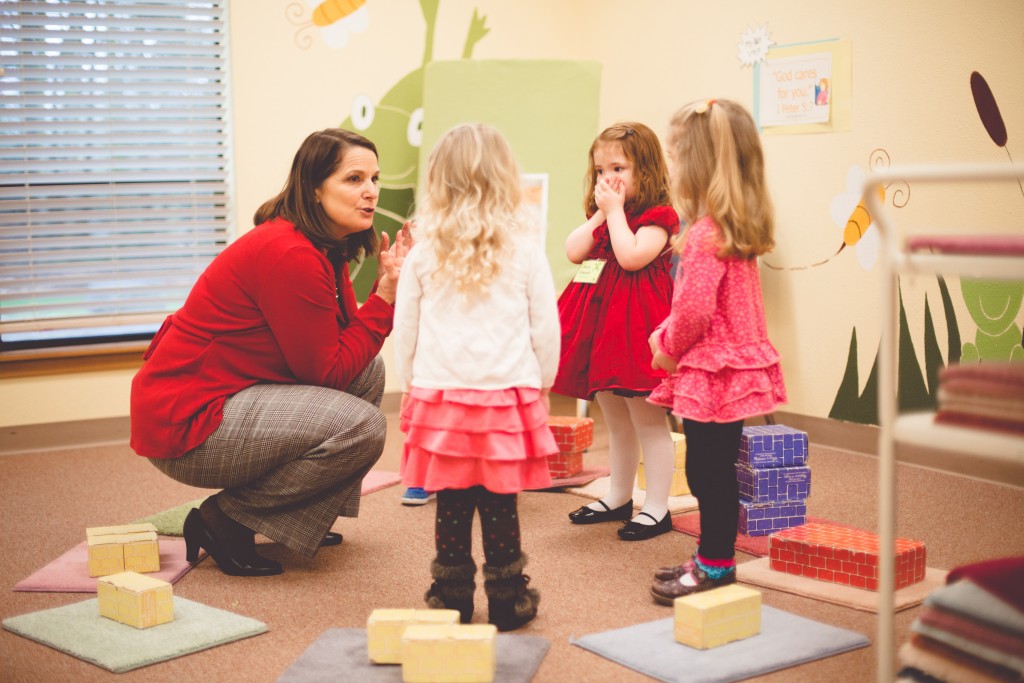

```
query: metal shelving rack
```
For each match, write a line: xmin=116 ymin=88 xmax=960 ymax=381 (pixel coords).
xmin=865 ymin=163 xmax=1024 ymax=682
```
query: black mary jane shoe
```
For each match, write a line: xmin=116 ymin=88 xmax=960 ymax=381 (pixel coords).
xmin=568 ymin=499 xmax=634 ymax=525
xmin=183 ymin=508 xmax=283 ymax=577
xmin=321 ymin=531 xmax=343 ymax=547
xmin=617 ymin=511 xmax=673 ymax=541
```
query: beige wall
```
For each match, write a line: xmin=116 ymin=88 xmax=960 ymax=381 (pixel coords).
xmin=4 ymin=0 xmax=1023 ymax=428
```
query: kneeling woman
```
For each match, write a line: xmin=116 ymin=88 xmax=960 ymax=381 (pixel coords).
xmin=130 ymin=129 xmax=410 ymax=576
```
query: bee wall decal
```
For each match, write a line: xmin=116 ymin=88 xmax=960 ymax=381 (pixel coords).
xmin=287 ymin=0 xmax=370 ymax=50
xmin=762 ymin=148 xmax=909 ymax=271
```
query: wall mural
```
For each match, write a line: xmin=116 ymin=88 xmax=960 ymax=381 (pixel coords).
xmin=829 ymin=71 xmax=1024 ymax=425
xmin=288 ymin=0 xmax=490 ymax=299
xmin=962 ymin=72 xmax=1024 ymax=364
xmin=288 ymin=0 xmax=371 ymax=49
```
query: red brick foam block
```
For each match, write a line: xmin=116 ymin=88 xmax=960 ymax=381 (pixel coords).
xmin=547 ymin=416 xmax=594 ymax=453
xmin=768 ymin=522 xmax=926 ymax=591
xmin=547 ymin=450 xmax=583 ymax=479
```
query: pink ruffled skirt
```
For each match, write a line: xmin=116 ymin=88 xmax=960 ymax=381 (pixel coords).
xmin=400 ymin=387 xmax=556 ymax=494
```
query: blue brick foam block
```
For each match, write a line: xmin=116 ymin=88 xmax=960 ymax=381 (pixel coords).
xmin=738 ymin=425 xmax=809 ymax=469
xmin=738 ymin=499 xmax=807 ymax=536
xmin=736 ymin=464 xmax=811 ymax=504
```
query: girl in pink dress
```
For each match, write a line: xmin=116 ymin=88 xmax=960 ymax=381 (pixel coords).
xmin=393 ymin=124 xmax=560 ymax=631
xmin=647 ymin=99 xmax=787 ymax=603
xmin=556 ymin=122 xmax=681 ymax=541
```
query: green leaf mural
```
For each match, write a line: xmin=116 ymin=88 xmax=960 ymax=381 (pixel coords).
xmin=897 ymin=284 xmax=932 ymax=412
xmin=830 ymin=277 xmax=954 ymax=424
xmin=922 ymin=294 xmax=944 ymax=401
xmin=937 ymin=275 xmax=962 ymax=366
xmin=340 ymin=0 xmax=488 ymax=300
xmin=829 ymin=327 xmax=879 ymax=424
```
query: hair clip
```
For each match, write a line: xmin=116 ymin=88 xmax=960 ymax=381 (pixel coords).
xmin=694 ymin=99 xmax=716 ymax=114
xmin=624 ymin=127 xmax=635 ymax=135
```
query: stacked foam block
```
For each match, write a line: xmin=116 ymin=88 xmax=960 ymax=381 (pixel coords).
xmin=769 ymin=522 xmax=927 ymax=590
xmin=367 ymin=609 xmax=460 ymax=664
xmin=367 ymin=608 xmax=496 ymax=682
xmin=637 ymin=432 xmax=690 ymax=496
xmin=402 ymin=623 xmax=498 ymax=683
xmin=97 ymin=571 xmax=174 ymax=629
xmin=735 ymin=425 xmax=810 ymax=536
xmin=546 ymin=416 xmax=594 ymax=479
xmin=86 ymin=523 xmax=160 ymax=577
xmin=674 ymin=584 xmax=762 ymax=649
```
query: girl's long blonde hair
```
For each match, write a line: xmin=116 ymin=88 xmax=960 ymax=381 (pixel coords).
xmin=415 ymin=123 xmax=525 ymax=296
xmin=667 ymin=99 xmax=775 ymax=258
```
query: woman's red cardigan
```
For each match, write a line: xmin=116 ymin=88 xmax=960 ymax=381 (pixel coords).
xmin=130 ymin=218 xmax=393 ymax=459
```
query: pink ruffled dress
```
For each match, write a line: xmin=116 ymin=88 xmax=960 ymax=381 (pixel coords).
xmin=648 ymin=217 xmax=787 ymax=422
xmin=400 ymin=387 xmax=556 ymax=494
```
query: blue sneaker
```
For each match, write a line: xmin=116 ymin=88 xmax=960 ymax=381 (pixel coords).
xmin=401 ymin=487 xmax=436 ymax=506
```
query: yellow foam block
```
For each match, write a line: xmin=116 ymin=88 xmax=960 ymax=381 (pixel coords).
xmin=86 ymin=523 xmax=160 ymax=577
xmin=674 ymin=584 xmax=761 ymax=649
xmin=97 ymin=571 xmax=174 ymax=629
xmin=636 ymin=464 xmax=690 ymax=496
xmin=367 ymin=608 xmax=460 ymax=664
xmin=401 ymin=623 xmax=497 ymax=683
xmin=670 ymin=432 xmax=687 ymax=469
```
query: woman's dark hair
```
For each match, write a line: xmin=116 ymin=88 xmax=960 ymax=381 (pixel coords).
xmin=254 ymin=128 xmax=379 ymax=261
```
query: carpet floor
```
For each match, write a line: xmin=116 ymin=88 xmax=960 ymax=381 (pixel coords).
xmin=1 ymin=394 xmax=1022 ymax=683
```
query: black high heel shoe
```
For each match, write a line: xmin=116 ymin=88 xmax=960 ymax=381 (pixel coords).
xmin=183 ymin=508 xmax=283 ymax=577
xmin=321 ymin=532 xmax=343 ymax=547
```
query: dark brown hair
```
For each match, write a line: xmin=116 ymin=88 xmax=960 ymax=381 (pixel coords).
xmin=583 ymin=122 xmax=672 ymax=217
xmin=254 ymin=128 xmax=379 ymax=261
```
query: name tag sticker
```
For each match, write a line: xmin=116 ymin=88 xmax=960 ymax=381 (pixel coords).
xmin=573 ymin=259 xmax=607 ymax=284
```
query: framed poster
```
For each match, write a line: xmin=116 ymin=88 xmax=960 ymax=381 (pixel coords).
xmin=755 ymin=39 xmax=851 ymax=134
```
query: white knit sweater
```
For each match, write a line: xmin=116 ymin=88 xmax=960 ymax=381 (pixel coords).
xmin=392 ymin=233 xmax=560 ymax=392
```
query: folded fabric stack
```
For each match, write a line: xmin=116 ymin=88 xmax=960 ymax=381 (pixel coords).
xmin=935 ymin=363 xmax=1024 ymax=436
xmin=898 ymin=556 xmax=1024 ymax=683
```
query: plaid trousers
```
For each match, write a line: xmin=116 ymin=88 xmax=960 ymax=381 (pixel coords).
xmin=151 ymin=356 xmax=387 ymax=557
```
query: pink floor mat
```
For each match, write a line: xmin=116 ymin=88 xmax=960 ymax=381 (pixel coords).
xmin=531 ymin=466 xmax=610 ymax=490
xmin=14 ymin=539 xmax=205 ymax=593
xmin=361 ymin=469 xmax=403 ymax=495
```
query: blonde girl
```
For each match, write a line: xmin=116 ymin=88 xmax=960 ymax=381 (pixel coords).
xmin=648 ymin=99 xmax=787 ymax=603
xmin=557 ymin=122 xmax=680 ymax=541
xmin=393 ymin=123 xmax=560 ymax=631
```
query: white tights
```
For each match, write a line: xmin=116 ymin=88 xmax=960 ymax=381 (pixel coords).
xmin=588 ymin=392 xmax=675 ymax=524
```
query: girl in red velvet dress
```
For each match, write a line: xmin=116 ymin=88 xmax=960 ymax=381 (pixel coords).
xmin=556 ymin=122 xmax=680 ymax=541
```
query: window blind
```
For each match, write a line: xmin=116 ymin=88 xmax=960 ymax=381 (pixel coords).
xmin=0 ymin=0 xmax=231 ymax=349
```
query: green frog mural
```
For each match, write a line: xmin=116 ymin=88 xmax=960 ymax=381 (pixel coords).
xmin=339 ymin=0 xmax=489 ymax=298
xmin=959 ymin=279 xmax=1024 ymax=362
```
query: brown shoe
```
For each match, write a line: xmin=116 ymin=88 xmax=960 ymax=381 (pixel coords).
xmin=650 ymin=565 xmax=736 ymax=605
xmin=654 ymin=554 xmax=697 ymax=581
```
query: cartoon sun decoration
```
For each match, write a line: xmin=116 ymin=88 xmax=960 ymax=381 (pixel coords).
xmin=738 ymin=24 xmax=774 ymax=67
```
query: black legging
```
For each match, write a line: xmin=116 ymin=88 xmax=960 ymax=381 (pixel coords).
xmin=683 ymin=418 xmax=744 ymax=561
xmin=435 ymin=486 xmax=522 ymax=567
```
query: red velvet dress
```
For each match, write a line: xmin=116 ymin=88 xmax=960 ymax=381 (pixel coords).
xmin=553 ymin=205 xmax=679 ymax=400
